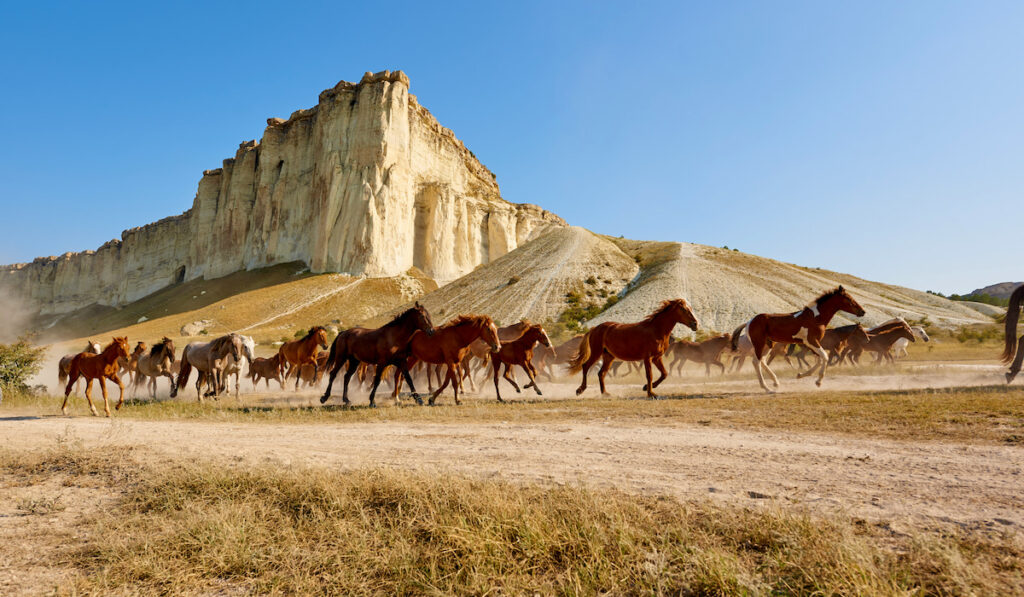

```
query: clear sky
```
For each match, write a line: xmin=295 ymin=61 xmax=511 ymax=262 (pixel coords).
xmin=1 ymin=1 xmax=1021 ymax=294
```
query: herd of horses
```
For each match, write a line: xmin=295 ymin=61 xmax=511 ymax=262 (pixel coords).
xmin=57 ymin=285 xmax=1024 ymax=416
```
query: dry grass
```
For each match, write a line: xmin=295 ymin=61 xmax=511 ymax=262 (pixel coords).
xmin=2 ymin=449 xmax=1019 ymax=595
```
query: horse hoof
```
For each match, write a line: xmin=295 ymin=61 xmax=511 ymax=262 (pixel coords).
xmin=815 ymin=380 xmax=822 ymax=387
xmin=319 ymin=394 xmax=330 ymax=404
xmin=535 ymin=389 xmax=543 ymax=396
xmin=575 ymin=388 xmax=584 ymax=396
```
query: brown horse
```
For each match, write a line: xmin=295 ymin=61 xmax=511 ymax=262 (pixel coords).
xmin=133 ymin=338 xmax=177 ymax=399
xmin=534 ymin=335 xmax=583 ymax=382
xmin=490 ymin=323 xmax=552 ymax=402
xmin=320 ymin=303 xmax=435 ymax=407
xmin=731 ymin=286 xmax=865 ymax=393
xmin=249 ymin=353 xmax=287 ymax=390
xmin=788 ymin=324 xmax=870 ymax=368
xmin=841 ymin=321 xmax=915 ymax=365
xmin=570 ymin=299 xmax=699 ymax=398
xmin=58 ymin=340 xmax=101 ymax=393
xmin=401 ymin=314 xmax=501 ymax=405
xmin=295 ymin=351 xmax=329 ymax=387
xmin=279 ymin=327 xmax=329 ymax=390
xmin=61 ymin=337 xmax=130 ymax=417
xmin=1003 ymin=285 xmax=1024 ymax=383
xmin=460 ymin=320 xmax=533 ymax=390
xmin=668 ymin=334 xmax=731 ymax=376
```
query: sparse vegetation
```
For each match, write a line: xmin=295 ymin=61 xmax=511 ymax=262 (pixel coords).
xmin=3 ymin=449 xmax=1018 ymax=595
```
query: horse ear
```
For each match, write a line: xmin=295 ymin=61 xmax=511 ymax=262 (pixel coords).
xmin=415 ymin=301 xmax=421 ymax=307
xmin=838 ymin=285 xmax=845 ymax=291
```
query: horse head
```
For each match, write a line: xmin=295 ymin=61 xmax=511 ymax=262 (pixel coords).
xmin=86 ymin=340 xmax=101 ymax=354
xmin=851 ymin=325 xmax=870 ymax=345
xmin=831 ymin=286 xmax=866 ymax=318
xmin=161 ymin=337 xmax=177 ymax=363
xmin=412 ymin=302 xmax=435 ymax=336
xmin=913 ymin=326 xmax=930 ymax=342
xmin=482 ymin=317 xmax=501 ymax=353
xmin=112 ymin=337 xmax=130 ymax=360
xmin=534 ymin=324 xmax=553 ymax=348
xmin=666 ymin=298 xmax=699 ymax=331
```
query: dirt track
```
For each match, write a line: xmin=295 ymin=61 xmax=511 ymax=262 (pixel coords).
xmin=3 ymin=400 xmax=1021 ymax=535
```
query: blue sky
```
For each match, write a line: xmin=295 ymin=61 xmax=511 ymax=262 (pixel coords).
xmin=1 ymin=1 xmax=1021 ymax=294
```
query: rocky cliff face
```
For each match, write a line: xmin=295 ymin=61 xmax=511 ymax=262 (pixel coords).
xmin=1 ymin=71 xmax=564 ymax=315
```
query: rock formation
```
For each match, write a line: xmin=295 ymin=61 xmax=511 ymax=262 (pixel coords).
xmin=1 ymin=71 xmax=564 ymax=315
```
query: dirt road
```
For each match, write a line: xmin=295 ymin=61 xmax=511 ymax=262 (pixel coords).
xmin=2 ymin=410 xmax=1020 ymax=534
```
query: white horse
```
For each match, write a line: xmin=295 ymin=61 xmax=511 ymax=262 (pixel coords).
xmin=221 ymin=335 xmax=256 ymax=397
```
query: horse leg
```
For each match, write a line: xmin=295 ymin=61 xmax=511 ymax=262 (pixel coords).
xmin=1007 ymin=336 xmax=1024 ymax=383
xmin=491 ymin=355 xmax=504 ymax=402
xmin=713 ymin=358 xmax=726 ymax=375
xmin=62 ymin=370 xmax=80 ymax=415
xmin=111 ymin=374 xmax=125 ymax=411
xmin=650 ymin=355 xmax=669 ymax=389
xmin=574 ymin=344 xmax=602 ymax=396
xmin=523 ymin=362 xmax=542 ymax=396
xmin=397 ymin=363 xmax=422 ymax=405
xmin=83 ymin=378 xmax=100 ymax=416
xmin=98 ymin=377 xmax=111 ymax=417
xmin=451 ymin=364 xmax=462 ymax=406
xmin=429 ymin=365 xmax=453 ymax=406
xmin=640 ymin=358 xmax=657 ymax=398
xmin=502 ymin=363 xmax=521 ymax=393
xmin=751 ymin=344 xmax=776 ymax=394
xmin=338 ymin=358 xmax=359 ymax=405
xmin=597 ymin=354 xmax=614 ymax=396
xmin=366 ymin=364 xmax=388 ymax=408
xmin=807 ymin=343 xmax=829 ymax=387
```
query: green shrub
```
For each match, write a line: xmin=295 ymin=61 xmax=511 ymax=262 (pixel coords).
xmin=0 ymin=335 xmax=47 ymax=395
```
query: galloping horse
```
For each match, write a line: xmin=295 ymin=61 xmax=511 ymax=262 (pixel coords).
xmin=1002 ymin=285 xmax=1024 ymax=383
xmin=61 ymin=337 xmax=130 ymax=417
xmin=732 ymin=286 xmax=865 ymax=393
xmin=489 ymin=323 xmax=552 ymax=402
xmin=58 ymin=340 xmax=101 ymax=394
xmin=459 ymin=320 xmax=532 ymax=390
xmin=401 ymin=314 xmax=501 ymax=405
xmin=248 ymin=353 xmax=286 ymax=390
xmin=177 ymin=334 xmax=244 ymax=400
xmin=133 ymin=337 xmax=177 ymax=399
xmin=534 ymin=335 xmax=583 ymax=382
xmin=892 ymin=325 xmax=930 ymax=359
xmin=279 ymin=327 xmax=328 ymax=390
xmin=787 ymin=324 xmax=870 ymax=368
xmin=320 ymin=303 xmax=435 ymax=407
xmin=841 ymin=321 xmax=915 ymax=365
xmin=296 ymin=351 xmax=329 ymax=387
xmin=218 ymin=335 xmax=256 ymax=397
xmin=667 ymin=334 xmax=731 ymax=376
xmin=570 ymin=298 xmax=698 ymax=398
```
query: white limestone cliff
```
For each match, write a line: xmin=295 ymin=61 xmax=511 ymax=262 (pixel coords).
xmin=1 ymin=71 xmax=565 ymax=315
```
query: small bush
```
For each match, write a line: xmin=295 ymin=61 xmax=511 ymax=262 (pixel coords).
xmin=584 ymin=276 xmax=597 ymax=286
xmin=0 ymin=335 xmax=47 ymax=396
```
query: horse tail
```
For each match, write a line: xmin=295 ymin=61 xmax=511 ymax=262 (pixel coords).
xmin=567 ymin=331 xmax=594 ymax=374
xmin=177 ymin=347 xmax=193 ymax=390
xmin=730 ymin=323 xmax=746 ymax=351
xmin=58 ymin=361 xmax=68 ymax=386
xmin=1001 ymin=286 xmax=1024 ymax=363
xmin=323 ymin=333 xmax=344 ymax=373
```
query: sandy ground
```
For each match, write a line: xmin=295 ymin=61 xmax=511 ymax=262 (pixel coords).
xmin=4 ymin=364 xmax=1022 ymax=537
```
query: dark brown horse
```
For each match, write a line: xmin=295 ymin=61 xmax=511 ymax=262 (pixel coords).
xmin=731 ymin=286 xmax=865 ymax=393
xmin=1003 ymin=285 xmax=1024 ymax=383
xmin=490 ymin=323 xmax=552 ymax=402
xmin=61 ymin=337 xmax=130 ymax=417
xmin=668 ymin=334 xmax=731 ymax=376
xmin=401 ymin=314 xmax=501 ymax=405
xmin=840 ymin=321 xmax=914 ymax=365
xmin=788 ymin=324 xmax=870 ymax=368
xmin=320 ymin=303 xmax=434 ymax=407
xmin=570 ymin=299 xmax=698 ymax=398
xmin=460 ymin=320 xmax=532 ymax=390
xmin=279 ymin=327 xmax=329 ymax=390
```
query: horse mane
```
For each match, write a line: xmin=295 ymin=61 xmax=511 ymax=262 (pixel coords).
xmin=387 ymin=306 xmax=426 ymax=328
xmin=300 ymin=326 xmax=324 ymax=341
xmin=150 ymin=337 xmax=173 ymax=357
xmin=814 ymin=286 xmax=847 ymax=306
xmin=643 ymin=299 xmax=683 ymax=323
xmin=209 ymin=334 xmax=237 ymax=353
xmin=439 ymin=314 xmax=491 ymax=330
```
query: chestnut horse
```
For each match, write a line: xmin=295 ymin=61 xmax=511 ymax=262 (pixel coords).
xmin=788 ymin=324 xmax=870 ymax=368
xmin=490 ymin=323 xmax=553 ymax=402
xmin=58 ymin=340 xmax=101 ymax=394
xmin=668 ymin=334 xmax=731 ymax=376
xmin=841 ymin=322 xmax=915 ymax=365
xmin=570 ymin=299 xmax=699 ymax=398
xmin=732 ymin=286 xmax=865 ymax=393
xmin=400 ymin=314 xmax=501 ymax=405
xmin=1003 ymin=285 xmax=1024 ymax=383
xmin=295 ymin=352 xmax=329 ymax=387
xmin=133 ymin=337 xmax=177 ymax=399
xmin=460 ymin=320 xmax=532 ymax=391
xmin=61 ymin=337 xmax=130 ymax=417
xmin=279 ymin=327 xmax=329 ymax=390
xmin=320 ymin=303 xmax=435 ymax=407
xmin=249 ymin=353 xmax=287 ymax=390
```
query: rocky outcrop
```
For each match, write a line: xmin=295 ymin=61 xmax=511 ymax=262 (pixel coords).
xmin=1 ymin=71 xmax=565 ymax=315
